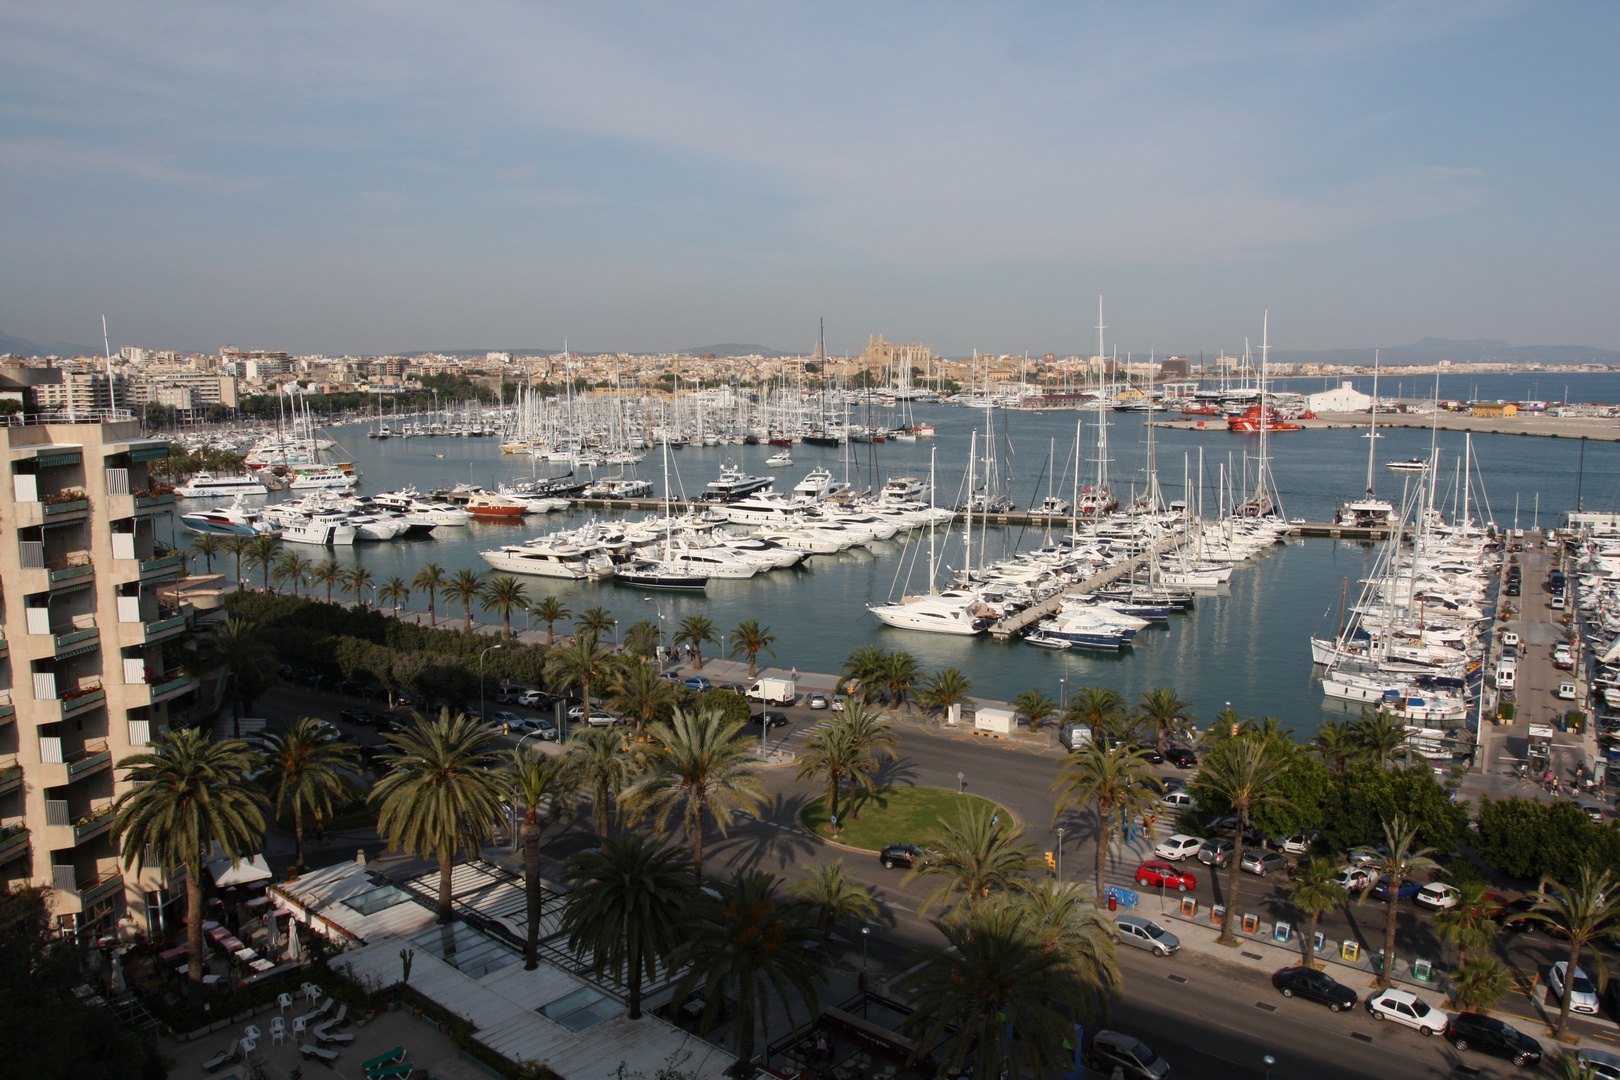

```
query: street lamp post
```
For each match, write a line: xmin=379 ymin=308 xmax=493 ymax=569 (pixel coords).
xmin=1059 ymin=677 xmax=1066 ymax=711
xmin=479 ymin=644 xmax=503 ymax=723
xmin=859 ymin=924 xmax=870 ymax=991
xmin=1056 ymin=826 xmax=1065 ymax=882
xmin=1263 ymin=1055 xmax=1275 ymax=1080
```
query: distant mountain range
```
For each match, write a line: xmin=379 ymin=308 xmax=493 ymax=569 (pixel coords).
xmin=0 ymin=331 xmax=98 ymax=358
xmin=1267 ymin=338 xmax=1620 ymax=366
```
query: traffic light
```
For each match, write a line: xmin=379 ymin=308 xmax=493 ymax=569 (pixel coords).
xmin=1044 ymin=851 xmax=1056 ymax=871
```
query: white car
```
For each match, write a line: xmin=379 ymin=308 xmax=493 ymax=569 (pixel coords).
xmin=807 ymin=692 xmax=829 ymax=710
xmin=1276 ymin=833 xmax=1315 ymax=856
xmin=1335 ymin=866 xmax=1373 ymax=891
xmin=1414 ymin=883 xmax=1460 ymax=910
xmin=1365 ymin=988 xmax=1444 ymax=1035
xmin=1153 ymin=834 xmax=1204 ymax=862
xmin=1556 ymin=682 xmax=1577 ymax=700
xmin=1160 ymin=792 xmax=1195 ymax=812
xmin=1547 ymin=962 xmax=1601 ymax=1015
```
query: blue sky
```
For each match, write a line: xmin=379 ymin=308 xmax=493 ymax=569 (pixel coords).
xmin=2 ymin=2 xmax=1615 ymax=357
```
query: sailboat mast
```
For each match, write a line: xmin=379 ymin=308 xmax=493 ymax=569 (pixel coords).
xmin=1366 ymin=349 xmax=1380 ymax=498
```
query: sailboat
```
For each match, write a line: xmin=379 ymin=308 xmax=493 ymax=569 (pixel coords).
xmin=1076 ymin=296 xmax=1119 ymax=516
xmin=869 ymin=448 xmax=993 ymax=635
xmin=614 ymin=439 xmax=710 ymax=590
xmin=1338 ymin=350 xmax=1398 ymax=527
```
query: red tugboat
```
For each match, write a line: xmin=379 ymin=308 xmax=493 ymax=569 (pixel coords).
xmin=1226 ymin=404 xmax=1303 ymax=432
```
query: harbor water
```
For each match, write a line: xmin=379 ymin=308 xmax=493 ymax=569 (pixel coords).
xmin=188 ymin=376 xmax=1620 ymax=739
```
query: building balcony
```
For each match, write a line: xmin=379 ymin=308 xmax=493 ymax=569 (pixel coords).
xmin=36 ymin=738 xmax=112 ymax=787
xmin=141 ymin=614 xmax=187 ymax=644
xmin=68 ymin=739 xmax=112 ymax=778
xmin=42 ymin=497 xmax=90 ymax=519
xmin=0 ymin=824 xmax=29 ymax=865
xmin=74 ymin=803 xmax=116 ymax=844
xmin=144 ymin=671 xmax=198 ymax=704
xmin=52 ymin=624 xmax=100 ymax=658
xmin=133 ymin=487 xmax=176 ymax=514
xmin=0 ymin=634 xmax=8 ymax=660
xmin=51 ymin=867 xmax=123 ymax=909
xmin=0 ymin=756 xmax=21 ymax=795
xmin=47 ymin=682 xmax=106 ymax=720
xmin=0 ymin=691 xmax=13 ymax=723
xmin=139 ymin=552 xmax=185 ymax=581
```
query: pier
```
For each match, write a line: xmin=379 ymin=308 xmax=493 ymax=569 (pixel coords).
xmin=987 ymin=533 xmax=1189 ymax=640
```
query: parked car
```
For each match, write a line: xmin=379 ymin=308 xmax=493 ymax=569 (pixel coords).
xmin=1276 ymin=833 xmax=1317 ymax=857
xmin=339 ymin=707 xmax=375 ymax=725
xmin=1366 ymin=988 xmax=1444 ymax=1034
xmin=682 ymin=676 xmax=713 ymax=693
xmin=1579 ymin=802 xmax=1605 ymax=823
xmin=1334 ymin=866 xmax=1373 ymax=891
xmin=1240 ymin=849 xmax=1288 ymax=877
xmin=1501 ymin=896 xmax=1541 ymax=933
xmin=582 ymin=712 xmax=621 ymax=728
xmin=1444 ymin=1012 xmax=1543 ymax=1068
xmin=1271 ymin=966 xmax=1357 ymax=1012
xmin=830 ymin=695 xmax=847 ymax=712
xmin=807 ymin=692 xmax=829 ymax=709
xmin=1547 ymin=962 xmax=1601 ymax=1014
xmin=1414 ymin=883 xmax=1460 ymax=910
xmin=513 ymin=717 xmax=557 ymax=740
xmin=1153 ymin=834 xmax=1204 ymax=862
xmin=518 ymin=689 xmax=550 ymax=707
xmin=1131 ymin=744 xmax=1165 ymax=765
xmin=879 ymin=844 xmax=928 ymax=870
xmin=1087 ymin=1032 xmax=1170 ymax=1080
xmin=495 ymin=686 xmax=529 ymax=705
xmin=1206 ymin=816 xmax=1264 ymax=845
xmin=717 ymin=683 xmax=747 ymax=696
xmin=1370 ymin=875 xmax=1421 ymax=902
xmin=1165 ymin=746 xmax=1198 ymax=768
xmin=1577 ymin=1050 xmax=1620 ymax=1080
xmin=1160 ymin=777 xmax=1187 ymax=793
xmin=1115 ymin=915 xmax=1181 ymax=956
xmin=1160 ymin=791 xmax=1195 ymax=812
xmin=1557 ymin=682 xmax=1578 ymax=700
xmin=752 ymin=710 xmax=790 ymax=729
xmin=1134 ymin=861 xmax=1197 ymax=893
xmin=489 ymin=710 xmax=524 ymax=731
xmin=1198 ymin=838 xmax=1234 ymax=868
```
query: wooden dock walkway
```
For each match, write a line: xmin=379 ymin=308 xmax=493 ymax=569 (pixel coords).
xmin=987 ymin=533 xmax=1189 ymax=641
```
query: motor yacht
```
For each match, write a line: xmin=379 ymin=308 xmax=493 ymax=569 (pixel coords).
xmin=175 ymin=473 xmax=270 ymax=498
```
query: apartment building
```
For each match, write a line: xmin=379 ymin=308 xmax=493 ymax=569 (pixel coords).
xmin=0 ymin=414 xmax=201 ymax=940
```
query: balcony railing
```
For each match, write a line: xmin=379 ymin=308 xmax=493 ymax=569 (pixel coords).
xmin=51 ymin=866 xmax=124 ymax=903
xmin=58 ymin=682 xmax=105 ymax=718
xmin=139 ymin=552 xmax=185 ymax=577
xmin=74 ymin=802 xmax=116 ymax=842
xmin=142 ymin=614 xmax=187 ymax=641
xmin=53 ymin=624 xmax=100 ymax=652
xmin=41 ymin=498 xmax=90 ymax=517
xmin=0 ymin=691 xmax=13 ymax=721
xmin=0 ymin=824 xmax=28 ymax=861
xmin=67 ymin=740 xmax=111 ymax=777
xmin=0 ymin=757 xmax=21 ymax=794
xmin=133 ymin=485 xmax=176 ymax=510
xmin=147 ymin=671 xmax=197 ymax=701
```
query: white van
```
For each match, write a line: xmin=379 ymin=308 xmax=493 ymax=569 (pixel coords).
xmin=1500 ymin=631 xmax=1520 ymax=649
xmin=1496 ymin=661 xmax=1517 ymax=690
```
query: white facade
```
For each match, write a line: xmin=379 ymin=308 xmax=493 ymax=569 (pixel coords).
xmin=1307 ymin=382 xmax=1374 ymax=413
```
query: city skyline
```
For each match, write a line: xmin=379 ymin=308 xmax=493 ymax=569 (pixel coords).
xmin=3 ymin=4 xmax=1616 ymax=356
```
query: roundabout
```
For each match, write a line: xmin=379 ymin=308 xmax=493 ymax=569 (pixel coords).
xmin=798 ymin=785 xmax=1014 ymax=852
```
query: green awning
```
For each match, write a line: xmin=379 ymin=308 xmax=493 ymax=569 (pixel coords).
xmin=130 ymin=445 xmax=172 ymax=463
xmin=55 ymin=643 xmax=100 ymax=661
xmin=36 ymin=452 xmax=82 ymax=468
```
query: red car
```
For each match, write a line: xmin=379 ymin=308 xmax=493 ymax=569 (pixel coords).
xmin=1135 ymin=860 xmax=1198 ymax=893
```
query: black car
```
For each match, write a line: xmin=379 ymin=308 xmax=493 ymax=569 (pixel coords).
xmin=339 ymin=707 xmax=375 ymax=725
xmin=1272 ymin=966 xmax=1357 ymax=1012
xmin=1501 ymin=896 xmax=1544 ymax=934
xmin=374 ymin=715 xmax=409 ymax=735
xmin=1165 ymin=746 xmax=1198 ymax=768
xmin=880 ymin=844 xmax=928 ymax=870
xmin=752 ymin=710 xmax=789 ymax=729
xmin=1131 ymin=744 xmax=1165 ymax=765
xmin=1444 ymin=1012 xmax=1542 ymax=1067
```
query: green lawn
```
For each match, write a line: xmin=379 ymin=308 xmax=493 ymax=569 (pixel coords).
xmin=799 ymin=785 xmax=1011 ymax=852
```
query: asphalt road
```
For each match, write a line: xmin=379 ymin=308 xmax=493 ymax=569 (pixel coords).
xmin=262 ymin=677 xmax=1620 ymax=1073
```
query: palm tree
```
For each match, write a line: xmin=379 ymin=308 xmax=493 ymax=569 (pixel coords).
xmin=1528 ymin=866 xmax=1620 ymax=1038
xmin=1238 ymin=716 xmax=1297 ymax=744
xmin=260 ymin=716 xmax=359 ymax=869
xmin=1352 ymin=814 xmax=1439 ymax=988
xmin=378 ymin=575 xmax=411 ymax=618
xmin=878 ymin=650 xmax=921 ymax=713
xmin=111 ymin=729 xmax=267 ymax=996
xmin=904 ymin=801 xmax=1037 ymax=915
xmin=1311 ymin=719 xmax=1357 ymax=773
xmin=1133 ymin=686 xmax=1195 ymax=755
xmin=838 ymin=644 xmax=887 ymax=700
xmin=673 ymin=614 xmax=717 ymax=669
xmin=215 ymin=615 xmax=276 ymax=730
xmin=671 ymin=869 xmax=827 ymax=1062
xmin=622 ymin=706 xmax=767 ymax=878
xmin=796 ymin=725 xmax=869 ymax=833
xmin=222 ymin=535 xmax=249 ymax=585
xmin=244 ymin=533 xmax=281 ymax=592
xmin=544 ymin=630 xmax=617 ymax=724
xmin=576 ymin=605 xmax=616 ymax=641
xmin=606 ymin=661 xmax=676 ymax=735
xmin=371 ymin=711 xmax=508 ymax=922
xmin=1287 ymin=856 xmax=1348 ymax=968
xmin=918 ymin=667 xmax=975 ymax=720
xmin=272 ymin=550 xmax=311 ymax=598
xmin=1049 ymin=742 xmax=1163 ymax=897
xmin=310 ymin=558 xmax=343 ymax=604
xmin=1014 ymin=883 xmax=1123 ymax=1002
xmin=1064 ymin=686 xmax=1127 ymax=746
xmin=480 ymin=575 xmax=529 ymax=639
xmin=188 ymin=532 xmax=222 ymax=574
xmin=341 ymin=563 xmax=374 ymax=608
xmin=622 ymin=619 xmax=659 ymax=660
xmin=1451 ymin=955 xmax=1512 ymax=1015
xmin=563 ymin=728 xmax=640 ymax=838
xmin=897 ymin=899 xmax=1096 ymax=1080
xmin=1010 ymin=687 xmax=1058 ymax=732
xmin=788 ymin=859 xmax=878 ymax=937
xmin=832 ymin=702 xmax=898 ymax=817
xmin=729 ymin=618 xmax=776 ymax=678
xmin=412 ymin=563 xmax=447 ymax=627
xmin=1189 ymin=735 xmax=1294 ymax=946
xmin=509 ymin=750 xmax=576 ymax=970
xmin=444 ymin=569 xmax=485 ymax=632
xmin=1351 ymin=707 xmax=1407 ymax=767
xmin=530 ymin=595 xmax=570 ymax=645
xmin=1432 ymin=881 xmax=1503 ymax=967
xmin=560 ymin=833 xmax=695 ymax=1018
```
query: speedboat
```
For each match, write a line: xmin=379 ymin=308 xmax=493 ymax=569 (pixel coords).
xmin=792 ymin=467 xmax=847 ymax=503
xmin=181 ymin=498 xmax=280 ymax=537
xmin=765 ymin=451 xmax=793 ymax=467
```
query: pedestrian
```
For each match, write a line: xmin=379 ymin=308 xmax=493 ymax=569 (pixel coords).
xmin=813 ymin=1032 xmax=828 ymax=1064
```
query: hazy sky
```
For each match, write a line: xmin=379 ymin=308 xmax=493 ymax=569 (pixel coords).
xmin=2 ymin=3 xmax=1616 ymax=357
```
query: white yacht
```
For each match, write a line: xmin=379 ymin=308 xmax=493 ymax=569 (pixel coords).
xmin=288 ymin=468 xmax=359 ymax=491
xmin=175 ymin=473 xmax=270 ymax=498
xmin=881 ymin=477 xmax=925 ymax=501
xmin=792 ymin=467 xmax=847 ymax=503
xmin=181 ymin=499 xmax=280 ymax=538
xmin=868 ymin=593 xmax=992 ymax=636
xmin=703 ymin=461 xmax=774 ymax=503
xmin=278 ymin=512 xmax=357 ymax=546
xmin=718 ymin=493 xmax=805 ymax=526
xmin=480 ymin=538 xmax=614 ymax=579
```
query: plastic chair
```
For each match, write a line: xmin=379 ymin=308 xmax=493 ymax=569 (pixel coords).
xmin=269 ymin=1017 xmax=285 ymax=1046
xmin=243 ymin=1024 xmax=260 ymax=1041
xmin=301 ymin=981 xmax=321 ymax=1003
xmin=240 ymin=1037 xmax=257 ymax=1058
xmin=277 ymin=992 xmax=293 ymax=1013
xmin=292 ymin=1016 xmax=307 ymax=1039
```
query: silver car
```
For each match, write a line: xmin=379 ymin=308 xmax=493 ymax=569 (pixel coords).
xmin=1115 ymin=914 xmax=1181 ymax=957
